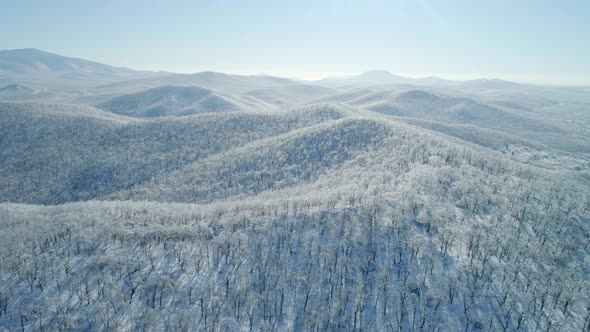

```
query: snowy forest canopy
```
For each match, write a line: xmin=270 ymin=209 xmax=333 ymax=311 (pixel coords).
xmin=0 ymin=49 xmax=589 ymax=331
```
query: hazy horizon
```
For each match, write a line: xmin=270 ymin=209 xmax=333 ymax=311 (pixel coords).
xmin=2 ymin=0 xmax=589 ymax=85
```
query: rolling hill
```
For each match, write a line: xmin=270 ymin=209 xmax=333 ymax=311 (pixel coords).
xmin=0 ymin=50 xmax=589 ymax=331
xmin=0 ymin=83 xmax=47 ymax=101
xmin=0 ymin=100 xmax=588 ymax=331
xmin=98 ymin=85 xmax=265 ymax=117
xmin=0 ymin=102 xmax=344 ymax=204
xmin=92 ymin=71 xmax=299 ymax=96
xmin=244 ymin=84 xmax=337 ymax=107
xmin=311 ymin=87 xmax=590 ymax=153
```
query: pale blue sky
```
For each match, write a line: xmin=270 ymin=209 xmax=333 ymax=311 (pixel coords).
xmin=1 ymin=0 xmax=589 ymax=84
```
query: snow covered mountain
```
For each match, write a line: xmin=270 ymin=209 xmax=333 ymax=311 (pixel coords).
xmin=92 ymin=71 xmax=300 ymax=95
xmin=0 ymin=49 xmax=158 ymax=88
xmin=311 ymin=87 xmax=590 ymax=154
xmin=315 ymin=70 xmax=453 ymax=88
xmin=0 ymin=50 xmax=589 ymax=331
xmin=244 ymin=84 xmax=337 ymax=107
xmin=97 ymin=85 xmax=273 ymax=117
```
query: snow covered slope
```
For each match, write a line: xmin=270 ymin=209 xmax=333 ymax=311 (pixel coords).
xmin=0 ymin=102 xmax=344 ymax=204
xmin=0 ymin=50 xmax=589 ymax=331
xmin=0 ymin=49 xmax=158 ymax=88
xmin=92 ymin=71 xmax=299 ymax=95
xmin=244 ymin=84 xmax=337 ymax=107
xmin=98 ymin=85 xmax=268 ymax=117
xmin=0 ymin=101 xmax=588 ymax=330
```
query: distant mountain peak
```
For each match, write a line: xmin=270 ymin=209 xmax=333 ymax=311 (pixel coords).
xmin=316 ymin=70 xmax=412 ymax=86
xmin=0 ymin=48 xmax=47 ymax=54
xmin=0 ymin=48 xmax=83 ymax=64
xmin=0 ymin=83 xmax=34 ymax=92
xmin=464 ymin=78 xmax=521 ymax=88
xmin=357 ymin=70 xmax=405 ymax=81
xmin=0 ymin=48 xmax=160 ymax=88
xmin=360 ymin=69 xmax=395 ymax=76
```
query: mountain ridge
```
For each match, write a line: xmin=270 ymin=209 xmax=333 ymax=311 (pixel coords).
xmin=0 ymin=48 xmax=589 ymax=331
xmin=0 ymin=48 xmax=159 ymax=88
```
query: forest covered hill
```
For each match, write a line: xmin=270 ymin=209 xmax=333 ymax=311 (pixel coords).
xmin=0 ymin=50 xmax=589 ymax=331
